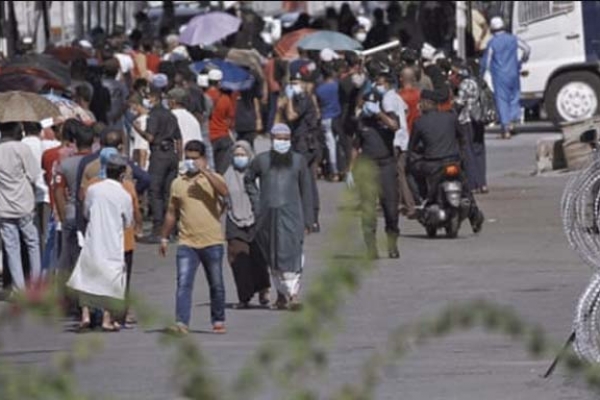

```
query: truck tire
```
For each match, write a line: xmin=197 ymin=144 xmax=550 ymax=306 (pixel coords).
xmin=546 ymin=71 xmax=600 ymax=124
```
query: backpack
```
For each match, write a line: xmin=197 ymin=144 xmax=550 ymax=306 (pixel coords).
xmin=476 ymin=78 xmax=497 ymax=125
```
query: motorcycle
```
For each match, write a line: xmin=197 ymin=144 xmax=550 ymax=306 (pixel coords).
xmin=418 ymin=162 xmax=471 ymax=239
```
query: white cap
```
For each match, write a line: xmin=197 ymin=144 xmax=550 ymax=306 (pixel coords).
xmin=152 ymin=73 xmax=169 ymax=89
xmin=490 ymin=16 xmax=505 ymax=31
xmin=208 ymin=69 xmax=223 ymax=81
xmin=79 ymin=39 xmax=93 ymax=50
xmin=40 ymin=118 xmax=54 ymax=129
xmin=197 ymin=74 xmax=209 ymax=88
xmin=421 ymin=42 xmax=436 ymax=61
xmin=319 ymin=48 xmax=340 ymax=63
xmin=22 ymin=37 xmax=33 ymax=45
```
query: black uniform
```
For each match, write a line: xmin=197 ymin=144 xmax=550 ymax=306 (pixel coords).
xmin=147 ymin=105 xmax=182 ymax=236
xmin=355 ymin=107 xmax=400 ymax=257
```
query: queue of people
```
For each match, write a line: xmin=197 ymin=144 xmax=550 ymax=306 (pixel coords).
xmin=0 ymin=3 xmax=512 ymax=335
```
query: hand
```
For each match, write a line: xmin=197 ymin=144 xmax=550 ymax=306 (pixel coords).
xmin=133 ymin=120 xmax=142 ymax=133
xmin=256 ymin=118 xmax=264 ymax=133
xmin=345 ymin=172 xmax=355 ymax=189
xmin=194 ymin=157 xmax=209 ymax=173
xmin=159 ymin=240 xmax=168 ymax=257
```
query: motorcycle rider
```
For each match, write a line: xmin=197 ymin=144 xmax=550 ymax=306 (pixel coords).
xmin=408 ymin=90 xmax=484 ymax=234
xmin=349 ymin=72 xmax=405 ymax=259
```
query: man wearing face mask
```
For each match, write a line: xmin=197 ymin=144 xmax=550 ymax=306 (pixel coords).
xmin=159 ymin=140 xmax=229 ymax=335
xmin=349 ymin=73 xmax=407 ymax=259
xmin=133 ymin=86 xmax=182 ymax=243
xmin=281 ymin=71 xmax=322 ymax=233
xmin=244 ymin=124 xmax=314 ymax=310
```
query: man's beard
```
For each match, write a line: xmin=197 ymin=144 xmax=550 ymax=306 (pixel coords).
xmin=270 ymin=150 xmax=293 ymax=168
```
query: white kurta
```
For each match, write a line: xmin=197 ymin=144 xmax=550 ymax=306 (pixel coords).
xmin=67 ymin=180 xmax=133 ymax=300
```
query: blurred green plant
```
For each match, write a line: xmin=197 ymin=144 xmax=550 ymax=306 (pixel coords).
xmin=0 ymin=159 xmax=597 ymax=399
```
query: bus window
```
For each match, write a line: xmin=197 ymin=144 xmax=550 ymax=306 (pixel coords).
xmin=518 ymin=1 xmax=575 ymax=26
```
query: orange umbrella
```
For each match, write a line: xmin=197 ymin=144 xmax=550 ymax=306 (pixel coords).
xmin=275 ymin=28 xmax=317 ymax=60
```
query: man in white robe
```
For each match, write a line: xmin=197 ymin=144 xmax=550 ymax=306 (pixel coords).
xmin=67 ymin=154 xmax=133 ymax=331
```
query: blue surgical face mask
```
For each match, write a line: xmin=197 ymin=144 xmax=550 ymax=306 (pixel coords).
xmin=162 ymin=99 xmax=170 ymax=109
xmin=184 ymin=159 xmax=199 ymax=174
xmin=375 ymin=84 xmax=387 ymax=95
xmin=273 ymin=139 xmax=291 ymax=154
xmin=233 ymin=155 xmax=249 ymax=169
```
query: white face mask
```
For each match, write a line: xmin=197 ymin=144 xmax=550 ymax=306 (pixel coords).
xmin=273 ymin=139 xmax=291 ymax=154
xmin=352 ymin=73 xmax=366 ymax=88
xmin=142 ymin=98 xmax=152 ymax=109
xmin=355 ymin=32 xmax=367 ymax=43
xmin=162 ymin=99 xmax=170 ymax=109
xmin=292 ymin=84 xmax=303 ymax=95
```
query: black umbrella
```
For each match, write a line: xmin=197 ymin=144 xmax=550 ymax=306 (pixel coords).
xmin=3 ymin=54 xmax=71 ymax=86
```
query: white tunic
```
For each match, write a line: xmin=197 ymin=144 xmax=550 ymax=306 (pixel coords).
xmin=67 ymin=180 xmax=133 ymax=300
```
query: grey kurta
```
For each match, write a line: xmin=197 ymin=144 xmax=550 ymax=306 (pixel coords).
xmin=244 ymin=151 xmax=314 ymax=274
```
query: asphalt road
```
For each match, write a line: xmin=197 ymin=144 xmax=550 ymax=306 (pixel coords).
xmin=0 ymin=133 xmax=597 ymax=400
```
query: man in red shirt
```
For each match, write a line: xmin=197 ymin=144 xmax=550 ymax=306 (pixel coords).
xmin=398 ymin=66 xmax=421 ymax=136
xmin=205 ymin=69 xmax=235 ymax=174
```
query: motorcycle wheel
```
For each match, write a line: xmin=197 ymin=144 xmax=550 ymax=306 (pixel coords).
xmin=426 ymin=226 xmax=438 ymax=238
xmin=445 ymin=213 xmax=461 ymax=239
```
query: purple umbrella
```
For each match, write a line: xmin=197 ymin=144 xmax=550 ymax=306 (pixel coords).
xmin=179 ymin=12 xmax=241 ymax=46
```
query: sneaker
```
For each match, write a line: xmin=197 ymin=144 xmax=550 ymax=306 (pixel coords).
xmin=166 ymin=322 xmax=189 ymax=337
xmin=212 ymin=322 xmax=227 ymax=334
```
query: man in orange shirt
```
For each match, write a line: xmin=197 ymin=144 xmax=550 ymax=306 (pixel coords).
xmin=205 ymin=69 xmax=235 ymax=174
xmin=398 ymin=66 xmax=421 ymax=136
xmin=84 ymin=148 xmax=142 ymax=327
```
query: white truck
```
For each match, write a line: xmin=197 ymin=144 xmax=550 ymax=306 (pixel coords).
xmin=499 ymin=1 xmax=600 ymax=124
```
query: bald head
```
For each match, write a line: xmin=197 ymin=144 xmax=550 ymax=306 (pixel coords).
xmin=102 ymin=130 xmax=123 ymax=149
xmin=400 ymin=66 xmax=417 ymax=87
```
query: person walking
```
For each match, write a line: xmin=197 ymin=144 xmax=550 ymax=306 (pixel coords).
xmin=205 ymin=69 xmax=235 ymax=174
xmin=159 ymin=140 xmax=229 ymax=335
xmin=224 ymin=141 xmax=270 ymax=309
xmin=244 ymin=124 xmax=314 ymax=310
xmin=0 ymin=122 xmax=42 ymax=291
xmin=480 ymin=16 xmax=530 ymax=139
xmin=454 ymin=65 xmax=488 ymax=194
xmin=167 ymin=87 xmax=203 ymax=155
xmin=315 ymin=64 xmax=343 ymax=182
xmin=133 ymin=86 xmax=182 ymax=242
xmin=67 ymin=154 xmax=134 ymax=332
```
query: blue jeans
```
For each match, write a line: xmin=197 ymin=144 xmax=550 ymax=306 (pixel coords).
xmin=41 ymin=212 xmax=59 ymax=274
xmin=176 ymin=244 xmax=225 ymax=326
xmin=0 ymin=214 xmax=41 ymax=290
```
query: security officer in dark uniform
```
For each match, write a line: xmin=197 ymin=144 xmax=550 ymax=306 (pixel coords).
xmin=349 ymin=76 xmax=401 ymax=260
xmin=281 ymin=70 xmax=322 ymax=232
xmin=408 ymin=90 xmax=484 ymax=233
xmin=133 ymin=86 xmax=182 ymax=242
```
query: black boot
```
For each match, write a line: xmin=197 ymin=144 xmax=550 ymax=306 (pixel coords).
xmin=387 ymin=234 xmax=400 ymax=259
xmin=470 ymin=210 xmax=484 ymax=234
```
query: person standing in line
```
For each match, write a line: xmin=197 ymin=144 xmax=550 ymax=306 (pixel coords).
xmin=234 ymin=72 xmax=264 ymax=150
xmin=54 ymin=125 xmax=95 ymax=279
xmin=0 ymin=122 xmax=42 ymax=291
xmin=167 ymin=87 xmax=204 ymax=156
xmin=205 ymin=69 xmax=235 ymax=175
xmin=224 ymin=141 xmax=270 ymax=309
xmin=315 ymin=63 xmax=343 ymax=182
xmin=244 ymin=124 xmax=313 ymax=310
xmin=480 ymin=16 xmax=530 ymax=139
xmin=133 ymin=86 xmax=182 ymax=242
xmin=159 ymin=140 xmax=229 ymax=335
xmin=196 ymin=73 xmax=216 ymax=170
xmin=67 ymin=154 xmax=133 ymax=332
xmin=129 ymin=94 xmax=151 ymax=170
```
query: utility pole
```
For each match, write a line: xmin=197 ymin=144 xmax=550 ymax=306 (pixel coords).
xmin=105 ymin=1 xmax=110 ymax=33
xmin=456 ymin=0 xmax=467 ymax=59
xmin=7 ymin=0 xmax=18 ymax=56
xmin=75 ymin=0 xmax=85 ymax=39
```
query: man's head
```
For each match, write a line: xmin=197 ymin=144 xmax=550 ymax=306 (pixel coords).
xmin=184 ymin=140 xmax=207 ymax=176
xmin=74 ymin=125 xmax=95 ymax=151
xmin=208 ymin=69 xmax=223 ymax=88
xmin=99 ymin=147 xmax=119 ymax=179
xmin=490 ymin=17 xmax=505 ymax=33
xmin=147 ymin=86 xmax=163 ymax=108
xmin=22 ymin=122 xmax=42 ymax=137
xmin=165 ymin=34 xmax=180 ymax=52
xmin=0 ymin=122 xmax=23 ymax=141
xmin=103 ymin=58 xmax=120 ymax=79
xmin=270 ymin=123 xmax=292 ymax=156
xmin=62 ymin=119 xmax=85 ymax=143
xmin=75 ymin=85 xmax=93 ymax=106
xmin=167 ymin=87 xmax=188 ymax=109
xmin=399 ymin=66 xmax=417 ymax=88
xmin=419 ymin=90 xmax=439 ymax=113
xmin=101 ymin=130 xmax=123 ymax=151
xmin=375 ymin=73 xmax=394 ymax=96
xmin=129 ymin=93 xmax=147 ymax=117
xmin=106 ymin=154 xmax=128 ymax=181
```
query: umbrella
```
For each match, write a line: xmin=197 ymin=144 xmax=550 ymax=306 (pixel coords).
xmin=0 ymin=71 xmax=66 ymax=93
xmin=179 ymin=12 xmax=241 ymax=47
xmin=42 ymin=93 xmax=95 ymax=125
xmin=297 ymin=30 xmax=363 ymax=51
xmin=0 ymin=91 xmax=61 ymax=123
xmin=3 ymin=54 xmax=71 ymax=86
xmin=190 ymin=59 xmax=255 ymax=92
xmin=44 ymin=46 xmax=91 ymax=65
xmin=275 ymin=28 xmax=317 ymax=59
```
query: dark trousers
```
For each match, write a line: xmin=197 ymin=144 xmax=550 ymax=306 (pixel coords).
xmin=227 ymin=239 xmax=270 ymax=303
xmin=212 ymin=136 xmax=233 ymax=175
xmin=459 ymin=121 xmax=487 ymax=191
xmin=296 ymin=147 xmax=321 ymax=226
xmin=148 ymin=152 xmax=178 ymax=236
xmin=358 ymin=157 xmax=400 ymax=247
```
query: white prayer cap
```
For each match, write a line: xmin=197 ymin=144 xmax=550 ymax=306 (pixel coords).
xmin=208 ymin=69 xmax=223 ymax=81
xmin=152 ymin=73 xmax=169 ymax=89
xmin=421 ymin=42 xmax=436 ymax=61
xmin=490 ymin=17 xmax=505 ymax=31
xmin=197 ymin=74 xmax=209 ymax=88
xmin=319 ymin=48 xmax=340 ymax=63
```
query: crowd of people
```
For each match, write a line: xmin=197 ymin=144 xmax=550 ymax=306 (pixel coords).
xmin=0 ymin=3 xmax=526 ymax=334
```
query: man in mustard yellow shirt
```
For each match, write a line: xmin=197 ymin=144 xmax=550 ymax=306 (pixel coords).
xmin=159 ymin=140 xmax=229 ymax=335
